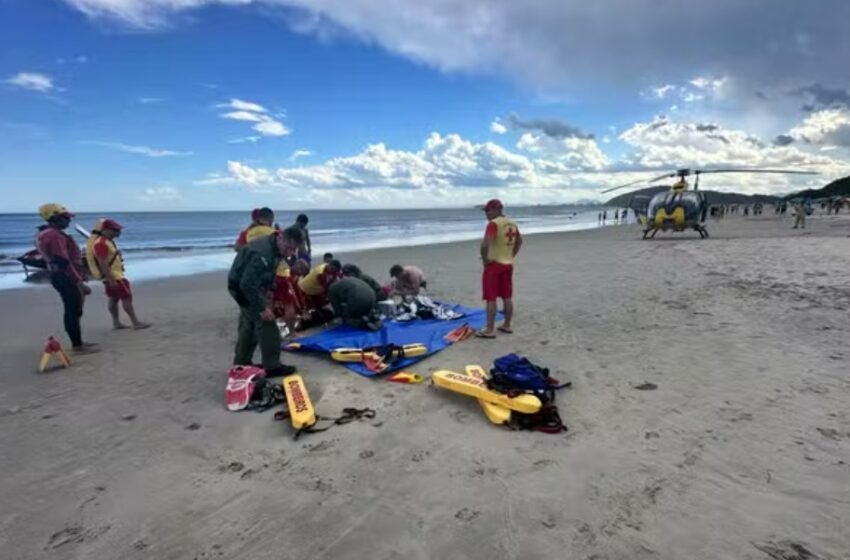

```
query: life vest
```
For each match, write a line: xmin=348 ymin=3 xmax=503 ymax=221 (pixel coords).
xmin=486 ymin=216 xmax=520 ymax=265
xmin=244 ymin=224 xmax=275 ymax=244
xmin=86 ymin=234 xmax=124 ymax=280
xmin=298 ymin=263 xmax=328 ymax=296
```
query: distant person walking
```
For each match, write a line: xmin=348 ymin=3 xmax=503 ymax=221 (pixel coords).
xmin=621 ymin=208 xmax=628 ymax=223
xmin=36 ymin=204 xmax=97 ymax=354
xmin=602 ymin=210 xmax=607 ymax=224
xmin=614 ymin=209 xmax=619 ymax=222
xmin=477 ymin=199 xmax=522 ymax=338
xmin=792 ymin=201 xmax=806 ymax=229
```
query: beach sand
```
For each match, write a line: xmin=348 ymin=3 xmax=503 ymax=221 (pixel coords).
xmin=2 ymin=213 xmax=849 ymax=560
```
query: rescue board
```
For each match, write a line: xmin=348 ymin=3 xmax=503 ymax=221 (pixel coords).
xmin=331 ymin=343 xmax=427 ymax=363
xmin=432 ymin=369 xmax=542 ymax=414
xmin=282 ymin=374 xmax=316 ymax=429
xmin=464 ymin=365 xmax=511 ymax=425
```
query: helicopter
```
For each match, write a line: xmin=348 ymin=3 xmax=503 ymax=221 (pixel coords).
xmin=602 ymin=168 xmax=818 ymax=239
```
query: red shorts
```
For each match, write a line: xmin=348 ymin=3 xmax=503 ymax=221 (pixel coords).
xmin=482 ymin=263 xmax=513 ymax=301
xmin=104 ymin=279 xmax=132 ymax=300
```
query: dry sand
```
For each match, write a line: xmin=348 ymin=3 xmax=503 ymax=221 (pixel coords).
xmin=1 ymin=213 xmax=849 ymax=560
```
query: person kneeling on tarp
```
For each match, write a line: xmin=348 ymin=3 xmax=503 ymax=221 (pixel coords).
xmin=228 ymin=226 xmax=303 ymax=376
xmin=341 ymin=264 xmax=385 ymax=302
xmin=298 ymin=259 xmax=342 ymax=312
xmin=272 ymin=259 xmax=309 ymax=335
xmin=329 ymin=277 xmax=382 ymax=331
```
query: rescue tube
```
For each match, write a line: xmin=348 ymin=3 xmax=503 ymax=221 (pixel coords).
xmin=282 ymin=374 xmax=316 ymax=429
xmin=432 ymin=369 xmax=542 ymax=414
xmin=465 ymin=365 xmax=511 ymax=425
xmin=331 ymin=344 xmax=427 ymax=363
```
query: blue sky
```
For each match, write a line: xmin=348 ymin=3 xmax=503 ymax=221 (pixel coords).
xmin=2 ymin=0 xmax=849 ymax=211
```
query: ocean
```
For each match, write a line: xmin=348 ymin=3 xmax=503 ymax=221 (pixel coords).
xmin=0 ymin=206 xmax=605 ymax=290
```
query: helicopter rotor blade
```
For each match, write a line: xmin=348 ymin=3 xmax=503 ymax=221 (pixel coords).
xmin=600 ymin=178 xmax=649 ymax=194
xmin=693 ymin=168 xmax=819 ymax=176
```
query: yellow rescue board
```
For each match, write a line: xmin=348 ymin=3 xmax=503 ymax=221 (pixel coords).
xmin=465 ymin=365 xmax=511 ymax=425
xmin=331 ymin=344 xmax=428 ymax=362
xmin=432 ymin=370 xmax=542 ymax=414
xmin=282 ymin=374 xmax=316 ymax=429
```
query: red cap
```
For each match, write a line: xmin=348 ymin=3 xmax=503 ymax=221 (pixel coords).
xmin=483 ymin=199 xmax=503 ymax=211
xmin=101 ymin=219 xmax=123 ymax=231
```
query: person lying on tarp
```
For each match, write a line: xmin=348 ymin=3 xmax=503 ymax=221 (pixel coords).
xmin=341 ymin=264 xmax=385 ymax=302
xmin=329 ymin=276 xmax=382 ymax=331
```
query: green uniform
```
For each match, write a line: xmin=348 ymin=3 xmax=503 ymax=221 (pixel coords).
xmin=359 ymin=273 xmax=385 ymax=302
xmin=329 ymin=277 xmax=377 ymax=327
xmin=228 ymin=234 xmax=284 ymax=369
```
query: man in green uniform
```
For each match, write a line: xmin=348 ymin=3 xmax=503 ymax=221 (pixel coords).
xmin=228 ymin=226 xmax=303 ymax=375
xmin=329 ymin=276 xmax=381 ymax=330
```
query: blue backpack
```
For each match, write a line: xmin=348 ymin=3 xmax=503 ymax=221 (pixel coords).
xmin=489 ymin=354 xmax=571 ymax=394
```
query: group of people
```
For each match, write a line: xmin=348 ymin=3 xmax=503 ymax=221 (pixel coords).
xmin=226 ymin=208 xmax=434 ymax=375
xmin=227 ymin=198 xmax=522 ymax=371
xmin=33 ymin=204 xmax=149 ymax=355
xmin=597 ymin=209 xmax=629 ymax=225
xmin=33 ymin=198 xmax=523 ymax=373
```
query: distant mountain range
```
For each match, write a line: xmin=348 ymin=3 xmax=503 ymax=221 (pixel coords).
xmin=604 ymin=187 xmax=781 ymax=207
xmin=785 ymin=175 xmax=850 ymax=200
xmin=604 ymin=174 xmax=850 ymax=206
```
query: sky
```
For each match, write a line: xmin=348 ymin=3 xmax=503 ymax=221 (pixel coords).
xmin=2 ymin=0 xmax=850 ymax=212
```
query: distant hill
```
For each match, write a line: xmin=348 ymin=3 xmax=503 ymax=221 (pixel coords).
xmin=605 ymin=186 xmax=781 ymax=207
xmin=785 ymin=175 xmax=850 ymax=200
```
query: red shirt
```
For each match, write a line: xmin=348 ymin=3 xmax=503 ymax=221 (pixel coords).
xmin=37 ymin=227 xmax=84 ymax=283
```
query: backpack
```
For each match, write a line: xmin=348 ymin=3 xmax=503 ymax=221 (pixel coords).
xmin=488 ymin=354 xmax=571 ymax=434
xmin=489 ymin=354 xmax=571 ymax=394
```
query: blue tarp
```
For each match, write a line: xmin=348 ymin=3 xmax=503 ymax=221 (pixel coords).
xmin=284 ymin=304 xmax=490 ymax=377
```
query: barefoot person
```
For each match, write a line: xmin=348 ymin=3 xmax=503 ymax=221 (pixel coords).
xmin=36 ymin=204 xmax=98 ymax=353
xmin=477 ymin=199 xmax=522 ymax=338
xmin=86 ymin=219 xmax=150 ymax=330
xmin=229 ymin=227 xmax=304 ymax=376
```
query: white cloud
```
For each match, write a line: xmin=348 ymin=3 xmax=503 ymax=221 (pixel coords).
xmin=86 ymin=141 xmax=193 ymax=157
xmin=138 ymin=96 xmax=165 ymax=104
xmin=61 ymin=1 xmax=850 ymax=97
xmin=6 ymin=72 xmax=56 ymax=92
xmin=788 ymin=109 xmax=850 ymax=147
xmin=617 ymin=116 xmax=850 ymax=191
xmin=137 ymin=186 xmax=183 ymax=201
xmin=289 ymin=149 xmax=313 ymax=161
xmin=218 ymin=98 xmax=289 ymax=137
xmin=220 ymin=98 xmax=267 ymax=113
xmin=490 ymin=120 xmax=507 ymax=134
xmin=228 ymin=136 xmax=262 ymax=144
xmin=516 ymin=133 xmax=609 ymax=171
xmin=221 ymin=110 xmax=265 ymax=122
xmin=253 ymin=119 xmax=289 ymax=136
xmin=210 ymin=119 xmax=848 ymax=203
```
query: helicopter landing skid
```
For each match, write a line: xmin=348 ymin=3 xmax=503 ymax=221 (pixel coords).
xmin=642 ymin=228 xmax=659 ymax=239
xmin=694 ymin=225 xmax=709 ymax=239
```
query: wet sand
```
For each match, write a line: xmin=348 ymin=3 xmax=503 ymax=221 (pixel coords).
xmin=1 ymin=212 xmax=849 ymax=560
